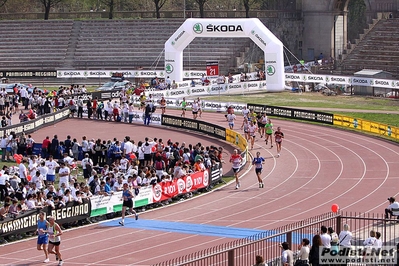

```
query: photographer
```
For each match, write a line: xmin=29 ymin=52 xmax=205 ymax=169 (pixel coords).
xmin=385 ymin=197 xmax=399 ymax=220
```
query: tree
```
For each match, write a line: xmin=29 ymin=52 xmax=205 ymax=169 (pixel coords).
xmin=242 ymin=0 xmax=258 ymax=18
xmin=153 ymin=0 xmax=168 ymax=19
xmin=100 ymin=0 xmax=115 ymax=19
xmin=39 ymin=0 xmax=65 ymax=20
xmin=194 ymin=0 xmax=208 ymax=18
xmin=348 ymin=0 xmax=366 ymax=43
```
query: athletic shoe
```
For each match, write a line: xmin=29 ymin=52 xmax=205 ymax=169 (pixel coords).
xmin=58 ymin=260 xmax=63 ymax=266
xmin=43 ymin=258 xmax=50 ymax=263
xmin=238 ymin=182 xmax=241 ymax=188
xmin=265 ymin=140 xmax=268 ymax=145
xmin=261 ymin=183 xmax=264 ymax=188
xmin=135 ymin=214 xmax=139 ymax=220
xmin=235 ymin=184 xmax=239 ymax=189
xmin=119 ymin=221 xmax=124 ymax=226
xmin=271 ymin=145 xmax=273 ymax=148
xmin=258 ymin=183 xmax=262 ymax=188
xmin=277 ymin=153 xmax=280 ymax=157
xmin=56 ymin=255 xmax=59 ymax=261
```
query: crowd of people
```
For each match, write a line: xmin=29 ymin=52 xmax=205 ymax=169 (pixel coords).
xmin=0 ymin=129 xmax=228 ymax=264
xmin=0 ymin=132 xmax=226 ymax=222
xmin=252 ymin=222 xmax=399 ymax=266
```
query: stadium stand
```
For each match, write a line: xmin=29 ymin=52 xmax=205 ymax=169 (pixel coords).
xmin=340 ymin=18 xmax=399 ymax=78
xmin=0 ymin=20 xmax=74 ymax=69
xmin=0 ymin=19 xmax=250 ymax=75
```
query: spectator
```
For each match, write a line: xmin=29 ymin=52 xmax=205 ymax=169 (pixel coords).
xmin=309 ymin=234 xmax=322 ymax=266
xmin=374 ymin=231 xmax=382 ymax=248
xmin=81 ymin=153 xmax=93 ymax=180
xmin=0 ymin=202 xmax=10 ymax=220
xmin=297 ymin=238 xmax=310 ymax=264
xmin=328 ymin=227 xmax=339 ymax=251
xmin=280 ymin=242 xmax=294 ymax=266
xmin=385 ymin=197 xmax=399 ymax=220
xmin=364 ymin=230 xmax=376 ymax=247
xmin=320 ymin=225 xmax=331 ymax=248
xmin=253 ymin=255 xmax=266 ymax=266
xmin=338 ymin=223 xmax=352 ymax=248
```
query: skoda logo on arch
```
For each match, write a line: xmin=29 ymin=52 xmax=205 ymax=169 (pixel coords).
xmin=165 ymin=64 xmax=174 ymax=74
xmin=266 ymin=65 xmax=275 ymax=76
xmin=193 ymin=23 xmax=203 ymax=34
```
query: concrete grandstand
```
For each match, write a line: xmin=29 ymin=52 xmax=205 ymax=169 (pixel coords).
xmin=0 ymin=19 xmax=251 ymax=76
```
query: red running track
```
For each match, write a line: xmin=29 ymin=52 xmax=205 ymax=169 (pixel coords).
xmin=1 ymin=109 xmax=399 ymax=265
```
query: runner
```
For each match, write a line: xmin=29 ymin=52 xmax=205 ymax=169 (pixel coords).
xmin=47 ymin=216 xmax=64 ymax=266
xmin=264 ymin=118 xmax=274 ymax=148
xmin=192 ymin=100 xmax=199 ymax=120
xmin=240 ymin=117 xmax=250 ymax=141
xmin=252 ymin=151 xmax=265 ymax=188
xmin=159 ymin=96 xmax=166 ymax=115
xmin=119 ymin=182 xmax=138 ymax=226
xmin=248 ymin=121 xmax=258 ymax=150
xmin=197 ymin=97 xmax=203 ymax=118
xmin=229 ymin=149 xmax=242 ymax=189
xmin=274 ymin=126 xmax=284 ymax=157
xmin=37 ymin=211 xmax=50 ymax=263
xmin=139 ymin=93 xmax=146 ymax=111
xmin=180 ymin=97 xmax=187 ymax=117
xmin=258 ymin=113 xmax=268 ymax=138
xmin=226 ymin=111 xmax=236 ymax=130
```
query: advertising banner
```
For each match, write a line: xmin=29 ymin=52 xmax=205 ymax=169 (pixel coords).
xmin=247 ymin=104 xmax=334 ymax=125
xmin=333 ymin=114 xmax=399 ymax=140
xmin=209 ymin=163 xmax=223 ymax=185
xmin=225 ymin=128 xmax=247 ymax=153
xmin=0 ymin=199 xmax=91 ymax=237
xmin=90 ymin=187 xmax=153 ymax=217
xmin=161 ymin=115 xmax=226 ymax=140
xmin=152 ymin=171 xmax=209 ymax=203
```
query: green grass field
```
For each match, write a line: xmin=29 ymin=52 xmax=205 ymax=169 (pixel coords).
xmin=205 ymin=91 xmax=399 ymax=126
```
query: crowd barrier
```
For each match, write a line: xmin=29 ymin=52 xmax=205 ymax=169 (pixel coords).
xmin=58 ymin=68 xmax=399 ymax=90
xmin=0 ymin=108 xmax=70 ymax=137
xmin=0 ymin=199 xmax=91 ymax=237
xmin=333 ymin=114 xmax=399 ymax=140
xmin=89 ymin=169 xmax=218 ymax=218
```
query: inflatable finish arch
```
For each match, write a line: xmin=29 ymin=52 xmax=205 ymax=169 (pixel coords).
xmin=164 ymin=18 xmax=284 ymax=92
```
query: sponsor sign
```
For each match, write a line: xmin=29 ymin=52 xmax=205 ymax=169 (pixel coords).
xmin=247 ymin=104 xmax=333 ymax=125
xmin=209 ymin=163 xmax=223 ymax=185
xmin=161 ymin=115 xmax=226 ymax=140
xmin=351 ymin=77 xmax=371 ymax=86
xmin=0 ymin=199 xmax=91 ymax=237
xmin=1 ymin=70 xmax=57 ymax=78
xmin=90 ymin=187 xmax=153 ymax=217
xmin=152 ymin=171 xmax=210 ymax=202
xmin=225 ymin=128 xmax=247 ymax=152
xmin=333 ymin=114 xmax=399 ymax=140
xmin=182 ymin=71 xmax=207 ymax=79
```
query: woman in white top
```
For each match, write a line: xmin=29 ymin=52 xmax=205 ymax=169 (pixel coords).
xmin=338 ymin=224 xmax=352 ymax=247
xmin=297 ymin=238 xmax=310 ymax=261
xmin=47 ymin=216 xmax=63 ymax=265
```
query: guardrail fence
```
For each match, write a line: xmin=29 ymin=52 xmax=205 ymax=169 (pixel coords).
xmin=153 ymin=212 xmax=399 ymax=266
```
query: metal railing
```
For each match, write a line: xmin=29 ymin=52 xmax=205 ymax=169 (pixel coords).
xmin=153 ymin=212 xmax=399 ymax=266
xmin=0 ymin=10 xmax=301 ymax=20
